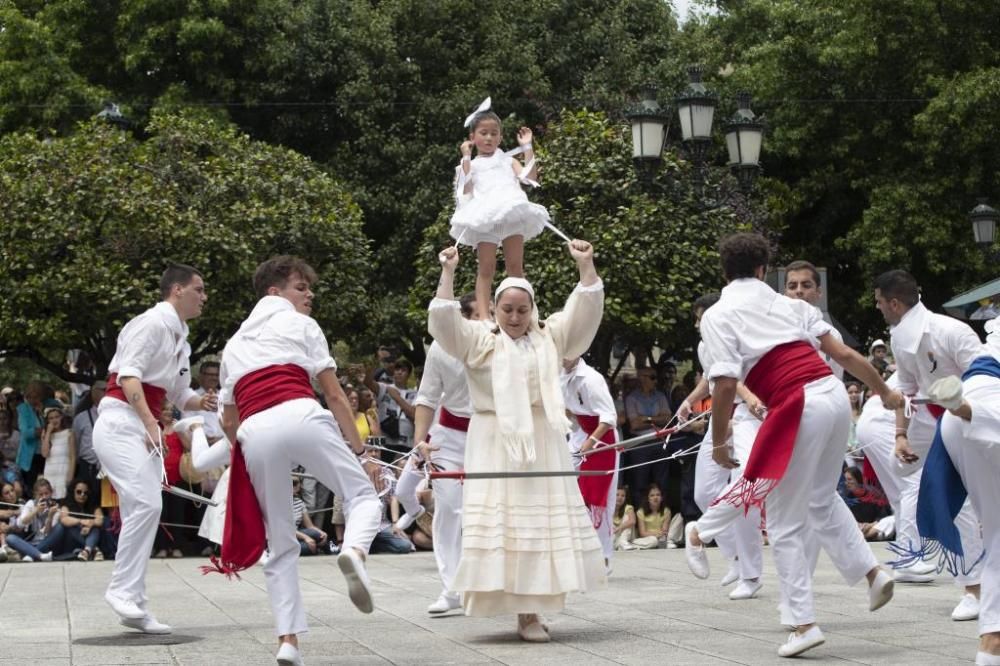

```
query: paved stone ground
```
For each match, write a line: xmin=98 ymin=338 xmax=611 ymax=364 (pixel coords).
xmin=0 ymin=543 xmax=980 ymax=665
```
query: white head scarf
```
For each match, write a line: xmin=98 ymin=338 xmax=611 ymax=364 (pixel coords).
xmin=487 ymin=277 xmax=569 ymax=466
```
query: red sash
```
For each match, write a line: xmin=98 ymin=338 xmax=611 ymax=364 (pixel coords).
xmin=439 ymin=407 xmax=471 ymax=432
xmin=202 ymin=364 xmax=315 ymax=578
xmin=575 ymin=413 xmax=617 ymax=529
xmin=712 ymin=341 xmax=831 ymax=512
xmin=105 ymin=373 xmax=167 ymax=413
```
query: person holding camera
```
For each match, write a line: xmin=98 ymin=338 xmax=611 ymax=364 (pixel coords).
xmin=4 ymin=477 xmax=62 ymax=562
xmin=364 ymin=359 xmax=417 ymax=462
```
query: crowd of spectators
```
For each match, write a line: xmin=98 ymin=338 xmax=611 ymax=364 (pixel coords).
xmin=0 ymin=335 xmax=899 ymax=566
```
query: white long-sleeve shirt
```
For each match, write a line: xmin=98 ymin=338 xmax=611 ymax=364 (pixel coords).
xmin=220 ymin=296 xmax=335 ymax=404
xmin=105 ymin=301 xmax=198 ymax=409
xmin=889 ymin=301 xmax=983 ymax=397
xmin=413 ymin=341 xmax=472 ymax=418
xmin=700 ymin=278 xmax=832 ymax=381
xmin=561 ymin=358 xmax=618 ymax=452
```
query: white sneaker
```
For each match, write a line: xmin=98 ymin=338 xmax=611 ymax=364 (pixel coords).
xmin=893 ymin=565 xmax=935 ymax=584
xmin=39 ymin=552 xmax=53 ymax=562
xmin=120 ymin=615 xmax=173 ymax=634
xmin=684 ymin=522 xmax=709 ymax=579
xmin=720 ymin=561 xmax=740 ymax=587
xmin=976 ymin=651 xmax=1000 ymax=665
xmin=777 ymin=626 xmax=825 ymax=658
xmin=394 ymin=506 xmax=425 ymax=531
xmin=952 ymin=593 xmax=980 ymax=621
xmin=906 ymin=560 xmax=937 ymax=576
xmin=337 ymin=548 xmax=374 ymax=614
xmin=104 ymin=591 xmax=146 ymax=620
xmin=276 ymin=641 xmax=304 ymax=666
xmin=427 ymin=593 xmax=461 ymax=615
xmin=729 ymin=579 xmax=763 ymax=600
xmin=173 ymin=415 xmax=205 ymax=437
xmin=21 ymin=555 xmax=34 ymax=563
xmin=928 ymin=376 xmax=964 ymax=410
xmin=868 ymin=569 xmax=894 ymax=611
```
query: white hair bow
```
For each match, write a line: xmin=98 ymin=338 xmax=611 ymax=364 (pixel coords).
xmin=463 ymin=96 xmax=492 ymax=128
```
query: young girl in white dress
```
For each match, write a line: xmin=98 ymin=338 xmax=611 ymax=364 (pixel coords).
xmin=451 ymin=97 xmax=550 ymax=320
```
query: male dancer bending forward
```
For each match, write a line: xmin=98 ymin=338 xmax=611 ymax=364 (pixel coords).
xmin=395 ymin=292 xmax=480 ymax=615
xmin=95 ymin=264 xmax=217 ymax=633
xmin=218 ymin=256 xmax=382 ymax=666
xmin=685 ymin=233 xmax=903 ymax=658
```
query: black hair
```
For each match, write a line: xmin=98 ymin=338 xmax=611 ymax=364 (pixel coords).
xmin=692 ymin=292 xmax=720 ymax=314
xmin=468 ymin=111 xmax=503 ymax=133
xmin=873 ymin=269 xmax=919 ymax=307
xmin=718 ymin=232 xmax=770 ymax=281
xmin=253 ymin=255 xmax=319 ymax=299
xmin=160 ymin=264 xmax=203 ymax=299
xmin=785 ymin=260 xmax=821 ymax=287
xmin=459 ymin=292 xmax=477 ymax=318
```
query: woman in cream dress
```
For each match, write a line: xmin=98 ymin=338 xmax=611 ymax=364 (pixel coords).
xmin=429 ymin=239 xmax=605 ymax=642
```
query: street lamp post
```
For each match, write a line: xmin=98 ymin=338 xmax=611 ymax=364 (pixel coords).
xmin=674 ymin=66 xmax=717 ymax=188
xmin=969 ymin=198 xmax=998 ymax=247
xmin=624 ymin=87 xmax=671 ymax=184
xmin=626 ymin=67 xmax=764 ymax=200
xmin=724 ymin=92 xmax=764 ymax=194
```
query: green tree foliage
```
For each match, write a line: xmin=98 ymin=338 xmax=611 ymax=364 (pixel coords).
xmin=0 ymin=111 xmax=370 ymax=380
xmin=410 ymin=110 xmax=751 ymax=373
xmin=681 ymin=0 xmax=1000 ymax=338
xmin=1 ymin=0 xmax=685 ymax=363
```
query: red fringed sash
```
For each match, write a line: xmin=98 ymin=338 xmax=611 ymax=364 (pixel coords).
xmin=201 ymin=364 xmax=315 ymax=578
xmin=105 ymin=373 xmax=167 ymax=412
xmin=575 ymin=414 xmax=617 ymax=529
xmin=438 ymin=407 xmax=470 ymax=432
xmin=711 ymin=341 xmax=831 ymax=512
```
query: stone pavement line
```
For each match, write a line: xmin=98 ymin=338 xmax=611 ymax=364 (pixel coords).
xmin=0 ymin=543 xmax=981 ymax=665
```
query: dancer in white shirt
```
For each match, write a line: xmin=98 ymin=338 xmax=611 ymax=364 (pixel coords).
xmin=680 ymin=292 xmax=765 ymax=601
xmin=874 ymin=269 xmax=985 ymax=620
xmin=684 ymin=234 xmax=902 ymax=658
xmin=395 ymin=292 xmax=480 ymax=615
xmin=923 ymin=318 xmax=1000 ymax=665
xmin=560 ymin=355 xmax=619 ymax=571
xmin=93 ymin=264 xmax=217 ymax=634
xmin=215 ymin=255 xmax=382 ymax=666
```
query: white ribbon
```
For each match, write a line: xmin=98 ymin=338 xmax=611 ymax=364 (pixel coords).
xmin=463 ymin=96 xmax=492 ymax=128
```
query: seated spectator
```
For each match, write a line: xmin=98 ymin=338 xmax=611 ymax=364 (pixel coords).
xmin=60 ymin=479 xmax=104 ymax=561
xmin=0 ymin=404 xmax=20 ymax=471
xmin=860 ymin=515 xmax=896 ymax=542
xmin=4 ymin=477 xmax=62 ymax=562
xmin=407 ymin=479 xmax=434 ymax=552
xmin=293 ymin=477 xmax=329 ymax=555
xmin=370 ymin=456 xmax=414 ymax=554
xmin=633 ymin=483 xmax=682 ymax=549
xmin=840 ymin=466 xmax=891 ymax=526
xmin=0 ymin=481 xmax=23 ymax=561
xmin=612 ymin=486 xmax=637 ymax=551
xmin=153 ymin=403 xmax=186 ymax=559
xmin=41 ymin=407 xmax=75 ymax=501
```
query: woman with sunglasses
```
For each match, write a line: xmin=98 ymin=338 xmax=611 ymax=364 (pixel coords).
xmin=60 ymin=479 xmax=104 ymax=561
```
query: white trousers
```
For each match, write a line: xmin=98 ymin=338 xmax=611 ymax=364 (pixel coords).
xmin=903 ymin=409 xmax=983 ymax=586
xmin=940 ymin=377 xmax=1000 ymax=635
xmin=93 ymin=402 xmax=163 ymax=611
xmin=396 ymin=424 xmax=468 ymax=598
xmin=856 ymin=409 xmax=915 ymax=533
xmin=238 ymin=398 xmax=382 ymax=636
xmin=693 ymin=407 xmax=763 ymax=581
xmin=697 ymin=378 xmax=878 ymax=625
